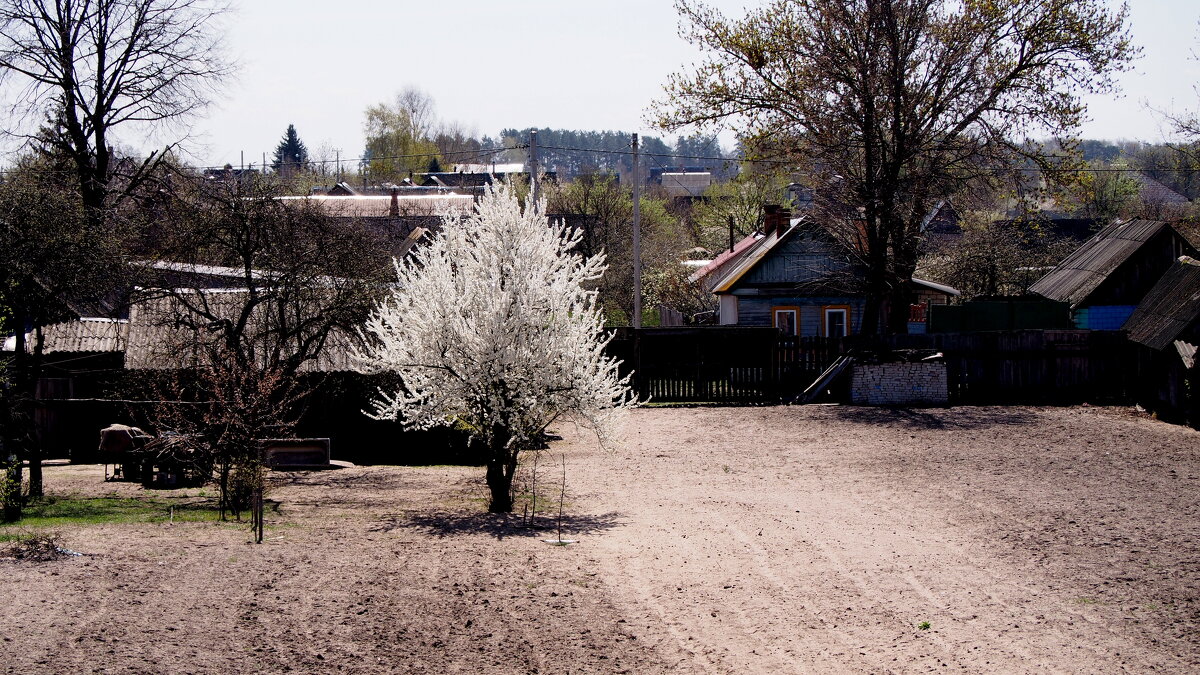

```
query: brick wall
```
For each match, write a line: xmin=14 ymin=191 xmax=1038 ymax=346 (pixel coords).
xmin=850 ymin=362 xmax=948 ymax=406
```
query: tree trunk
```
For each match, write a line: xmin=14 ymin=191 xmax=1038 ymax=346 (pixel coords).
xmin=888 ymin=232 xmax=920 ymax=334
xmin=26 ymin=440 xmax=43 ymax=499
xmin=485 ymin=426 xmax=517 ymax=513
xmin=486 ymin=459 xmax=515 ymax=513
xmin=11 ymin=307 xmax=44 ymax=498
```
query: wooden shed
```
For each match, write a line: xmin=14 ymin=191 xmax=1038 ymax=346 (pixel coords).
xmin=1029 ymin=219 xmax=1196 ymax=330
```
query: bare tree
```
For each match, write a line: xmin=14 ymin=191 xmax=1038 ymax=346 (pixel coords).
xmin=135 ymin=174 xmax=394 ymax=518
xmin=0 ymin=0 xmax=233 ymax=217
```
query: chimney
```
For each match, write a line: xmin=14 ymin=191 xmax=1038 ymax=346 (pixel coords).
xmin=763 ymin=204 xmax=791 ymax=237
xmin=389 ymin=186 xmax=399 ymax=217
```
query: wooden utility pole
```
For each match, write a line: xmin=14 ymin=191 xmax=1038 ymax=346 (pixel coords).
xmin=529 ymin=129 xmax=540 ymax=209
xmin=632 ymin=133 xmax=643 ymax=328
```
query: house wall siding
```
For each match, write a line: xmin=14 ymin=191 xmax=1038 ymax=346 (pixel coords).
xmin=1074 ymin=305 xmax=1137 ymax=330
xmin=735 ymin=296 xmax=864 ymax=335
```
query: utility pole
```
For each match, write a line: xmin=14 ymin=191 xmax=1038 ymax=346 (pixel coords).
xmin=632 ymin=133 xmax=642 ymax=329
xmin=529 ymin=129 xmax=540 ymax=209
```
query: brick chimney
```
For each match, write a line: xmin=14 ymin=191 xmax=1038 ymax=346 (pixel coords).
xmin=763 ymin=204 xmax=791 ymax=237
xmin=389 ymin=186 xmax=399 ymax=217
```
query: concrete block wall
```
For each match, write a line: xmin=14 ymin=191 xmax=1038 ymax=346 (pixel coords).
xmin=851 ymin=362 xmax=948 ymax=406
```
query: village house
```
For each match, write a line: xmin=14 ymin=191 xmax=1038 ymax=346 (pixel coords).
xmin=690 ymin=206 xmax=958 ymax=336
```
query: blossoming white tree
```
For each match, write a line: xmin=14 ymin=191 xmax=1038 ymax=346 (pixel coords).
xmin=357 ymin=182 xmax=635 ymax=512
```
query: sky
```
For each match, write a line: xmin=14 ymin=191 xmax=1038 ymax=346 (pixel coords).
xmin=26 ymin=0 xmax=1200 ymax=169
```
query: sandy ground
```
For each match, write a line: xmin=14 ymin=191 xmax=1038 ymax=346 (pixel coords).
xmin=2 ymin=405 xmax=1199 ymax=673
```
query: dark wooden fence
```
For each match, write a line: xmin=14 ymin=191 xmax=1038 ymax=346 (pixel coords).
xmin=608 ymin=327 xmax=1133 ymax=405
xmin=888 ymin=330 xmax=1129 ymax=404
xmin=607 ymin=327 xmax=849 ymax=403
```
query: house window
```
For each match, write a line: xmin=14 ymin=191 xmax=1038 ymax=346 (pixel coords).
xmin=822 ymin=305 xmax=850 ymax=337
xmin=772 ymin=306 xmax=799 ymax=335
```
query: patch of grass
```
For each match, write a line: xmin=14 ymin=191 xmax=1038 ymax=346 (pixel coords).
xmin=1074 ymin=597 xmax=1100 ymax=605
xmin=917 ymin=621 xmax=931 ymax=631
xmin=1 ymin=495 xmax=222 ymax=530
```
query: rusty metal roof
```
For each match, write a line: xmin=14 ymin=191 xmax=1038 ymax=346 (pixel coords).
xmin=1028 ymin=219 xmax=1170 ymax=307
xmin=1124 ymin=256 xmax=1200 ymax=351
xmin=687 ymin=231 xmax=763 ymax=289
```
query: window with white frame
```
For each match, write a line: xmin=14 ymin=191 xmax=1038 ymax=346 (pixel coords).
xmin=823 ymin=306 xmax=848 ymax=337
xmin=773 ymin=307 xmax=799 ymax=335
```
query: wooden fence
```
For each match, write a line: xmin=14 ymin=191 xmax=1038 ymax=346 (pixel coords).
xmin=607 ymin=327 xmax=1133 ymax=405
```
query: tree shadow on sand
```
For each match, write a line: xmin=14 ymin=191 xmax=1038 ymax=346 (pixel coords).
xmin=823 ymin=405 xmax=1039 ymax=430
xmin=376 ymin=510 xmax=623 ymax=540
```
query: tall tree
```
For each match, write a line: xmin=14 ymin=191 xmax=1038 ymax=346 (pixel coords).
xmin=0 ymin=0 xmax=232 ymax=220
xmin=0 ymin=159 xmax=124 ymax=508
xmin=362 ymin=87 xmax=442 ymax=181
xmin=357 ymin=183 xmax=634 ymax=512
xmin=657 ymin=0 xmax=1135 ymax=332
xmin=272 ymin=124 xmax=309 ymax=175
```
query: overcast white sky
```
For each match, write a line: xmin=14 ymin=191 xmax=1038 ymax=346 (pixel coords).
xmin=88 ymin=0 xmax=1200 ymax=168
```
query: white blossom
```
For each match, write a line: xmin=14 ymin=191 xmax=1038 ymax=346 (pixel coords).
xmin=355 ymin=181 xmax=634 ymax=506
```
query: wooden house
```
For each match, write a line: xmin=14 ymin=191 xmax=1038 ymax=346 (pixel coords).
xmin=690 ymin=206 xmax=958 ymax=336
xmin=1029 ymin=219 xmax=1196 ymax=330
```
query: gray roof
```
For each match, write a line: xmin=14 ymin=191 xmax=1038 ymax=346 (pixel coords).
xmin=659 ymin=172 xmax=712 ymax=199
xmin=2 ymin=318 xmax=128 ymax=354
xmin=1124 ymin=256 xmax=1200 ymax=351
xmin=1131 ymin=173 xmax=1190 ymax=206
xmin=1029 ymin=219 xmax=1170 ymax=307
xmin=125 ymin=292 xmax=358 ymax=372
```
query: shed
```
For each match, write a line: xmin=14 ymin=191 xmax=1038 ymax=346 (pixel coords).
xmin=1124 ymin=256 xmax=1200 ymax=353
xmin=1029 ymin=219 xmax=1196 ymax=329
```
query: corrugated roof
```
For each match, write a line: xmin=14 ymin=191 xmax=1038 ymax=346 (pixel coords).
xmin=912 ymin=278 xmax=960 ymax=297
xmin=2 ymin=318 xmax=128 ymax=354
xmin=709 ymin=226 xmax=793 ymax=293
xmin=694 ymin=220 xmax=960 ymax=297
xmin=660 ymin=172 xmax=712 ymax=198
xmin=125 ymin=292 xmax=357 ymax=372
xmin=1124 ymin=256 xmax=1200 ymax=351
xmin=1131 ymin=173 xmax=1190 ymax=206
xmin=1029 ymin=219 xmax=1169 ymax=307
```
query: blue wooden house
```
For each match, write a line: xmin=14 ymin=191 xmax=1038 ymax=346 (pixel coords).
xmin=690 ymin=207 xmax=958 ymax=336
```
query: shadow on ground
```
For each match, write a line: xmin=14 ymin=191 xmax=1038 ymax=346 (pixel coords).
xmin=379 ymin=509 xmax=623 ymax=540
xmin=824 ymin=405 xmax=1039 ymax=430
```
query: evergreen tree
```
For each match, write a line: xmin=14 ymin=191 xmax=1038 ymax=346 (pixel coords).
xmin=272 ymin=124 xmax=309 ymax=173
